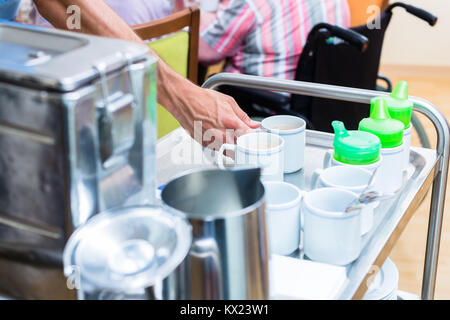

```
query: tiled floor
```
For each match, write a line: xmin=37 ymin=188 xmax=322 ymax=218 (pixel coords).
xmin=379 ymin=64 xmax=450 ymax=299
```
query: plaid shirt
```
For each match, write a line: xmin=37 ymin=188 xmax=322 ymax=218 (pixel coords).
xmin=201 ymin=0 xmax=350 ymax=80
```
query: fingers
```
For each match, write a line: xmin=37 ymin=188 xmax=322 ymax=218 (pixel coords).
xmin=213 ymin=93 xmax=260 ymax=142
xmin=229 ymin=99 xmax=260 ymax=129
xmin=202 ymin=128 xmax=237 ymax=150
xmin=178 ymin=88 xmax=261 ymax=150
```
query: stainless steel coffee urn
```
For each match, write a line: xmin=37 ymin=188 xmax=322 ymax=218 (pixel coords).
xmin=0 ymin=22 xmax=157 ymax=299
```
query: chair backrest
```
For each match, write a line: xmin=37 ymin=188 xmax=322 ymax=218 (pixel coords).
xmin=292 ymin=1 xmax=437 ymax=132
xmin=132 ymin=6 xmax=200 ymax=83
xmin=291 ymin=10 xmax=393 ymax=132
xmin=131 ymin=6 xmax=200 ymax=138
xmin=347 ymin=0 xmax=390 ymax=27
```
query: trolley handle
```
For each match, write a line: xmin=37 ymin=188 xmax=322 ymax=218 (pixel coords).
xmin=202 ymin=72 xmax=450 ymax=300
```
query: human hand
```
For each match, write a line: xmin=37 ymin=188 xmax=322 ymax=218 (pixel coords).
xmin=154 ymin=51 xmax=259 ymax=149
xmin=167 ymin=83 xmax=260 ymax=149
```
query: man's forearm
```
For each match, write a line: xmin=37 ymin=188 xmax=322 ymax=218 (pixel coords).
xmin=155 ymin=52 xmax=196 ymax=120
xmin=31 ymin=0 xmax=258 ymax=147
xmin=33 ymin=0 xmax=142 ymax=43
xmin=33 ymin=0 xmax=188 ymax=113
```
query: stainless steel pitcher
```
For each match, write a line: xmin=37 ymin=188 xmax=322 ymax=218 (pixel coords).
xmin=161 ymin=168 xmax=269 ymax=300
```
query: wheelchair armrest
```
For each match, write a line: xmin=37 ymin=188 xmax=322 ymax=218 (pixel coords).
xmin=309 ymin=23 xmax=369 ymax=52
xmin=376 ymin=75 xmax=392 ymax=92
xmin=388 ymin=3 xmax=438 ymax=26
xmin=222 ymin=85 xmax=290 ymax=109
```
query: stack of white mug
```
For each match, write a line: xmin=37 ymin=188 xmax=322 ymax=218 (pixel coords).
xmin=217 ymin=113 xmax=407 ymax=267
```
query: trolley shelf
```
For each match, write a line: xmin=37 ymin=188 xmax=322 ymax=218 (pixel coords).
xmin=156 ymin=127 xmax=438 ymax=299
xmin=155 ymin=73 xmax=448 ymax=299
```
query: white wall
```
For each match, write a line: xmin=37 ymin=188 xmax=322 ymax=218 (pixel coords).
xmin=380 ymin=0 xmax=450 ymax=66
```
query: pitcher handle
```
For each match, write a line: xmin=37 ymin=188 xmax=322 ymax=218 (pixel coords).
xmin=299 ymin=190 xmax=306 ymax=232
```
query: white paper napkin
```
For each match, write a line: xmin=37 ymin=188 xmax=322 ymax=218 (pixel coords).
xmin=270 ymin=255 xmax=349 ymax=300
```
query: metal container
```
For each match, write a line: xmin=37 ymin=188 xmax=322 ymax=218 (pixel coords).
xmin=63 ymin=206 xmax=192 ymax=300
xmin=161 ymin=168 xmax=269 ymax=300
xmin=0 ymin=22 xmax=157 ymax=299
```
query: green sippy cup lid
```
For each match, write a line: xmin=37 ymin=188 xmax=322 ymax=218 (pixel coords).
xmin=332 ymin=120 xmax=381 ymax=165
xmin=359 ymin=97 xmax=405 ymax=148
xmin=384 ymin=81 xmax=413 ymax=129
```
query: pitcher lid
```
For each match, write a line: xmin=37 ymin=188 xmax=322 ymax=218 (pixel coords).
xmin=63 ymin=206 xmax=192 ymax=291
xmin=332 ymin=121 xmax=381 ymax=165
xmin=359 ymin=98 xmax=405 ymax=148
xmin=384 ymin=81 xmax=414 ymax=129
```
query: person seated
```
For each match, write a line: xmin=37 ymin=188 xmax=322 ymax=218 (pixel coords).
xmin=199 ymin=0 xmax=351 ymax=81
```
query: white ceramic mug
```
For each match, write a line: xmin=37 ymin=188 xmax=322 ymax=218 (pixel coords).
xmin=261 ymin=115 xmax=306 ymax=173
xmin=263 ymin=181 xmax=303 ymax=255
xmin=302 ymin=187 xmax=363 ymax=266
xmin=379 ymin=145 xmax=405 ymax=194
xmin=323 ymin=149 xmax=384 ymax=194
xmin=323 ymin=149 xmax=382 ymax=174
xmin=311 ymin=166 xmax=377 ymax=235
xmin=403 ymin=126 xmax=412 ymax=171
xmin=217 ymin=132 xmax=285 ymax=182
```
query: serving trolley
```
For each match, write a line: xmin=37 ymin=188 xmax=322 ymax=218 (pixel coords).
xmin=157 ymin=73 xmax=449 ymax=300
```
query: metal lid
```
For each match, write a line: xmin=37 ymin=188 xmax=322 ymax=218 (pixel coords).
xmin=0 ymin=22 xmax=153 ymax=92
xmin=63 ymin=206 xmax=192 ymax=291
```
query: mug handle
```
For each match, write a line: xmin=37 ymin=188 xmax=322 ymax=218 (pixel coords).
xmin=323 ymin=150 xmax=333 ymax=168
xmin=401 ymin=169 xmax=408 ymax=190
xmin=310 ymin=169 xmax=323 ymax=190
xmin=298 ymin=190 xmax=306 ymax=232
xmin=217 ymin=143 xmax=236 ymax=169
xmin=254 ymin=122 xmax=263 ymax=132
xmin=347 ymin=191 xmax=368 ymax=239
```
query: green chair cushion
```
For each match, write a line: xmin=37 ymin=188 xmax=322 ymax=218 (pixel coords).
xmin=148 ymin=31 xmax=189 ymax=138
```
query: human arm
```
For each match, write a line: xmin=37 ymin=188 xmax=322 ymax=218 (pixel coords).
xmin=33 ymin=0 xmax=143 ymax=42
xmin=33 ymin=0 xmax=259 ymax=147
xmin=198 ymin=0 xmax=257 ymax=66
xmin=198 ymin=11 xmax=226 ymax=65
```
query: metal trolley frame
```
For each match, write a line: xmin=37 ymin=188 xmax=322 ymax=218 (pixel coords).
xmin=202 ymin=73 xmax=450 ymax=300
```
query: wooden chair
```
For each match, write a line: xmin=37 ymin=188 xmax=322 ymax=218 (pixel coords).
xmin=132 ymin=6 xmax=200 ymax=138
xmin=132 ymin=6 xmax=200 ymax=84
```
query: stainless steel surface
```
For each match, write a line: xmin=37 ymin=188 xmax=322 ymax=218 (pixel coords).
xmin=0 ymin=24 xmax=158 ymax=299
xmin=345 ymin=188 xmax=401 ymax=213
xmin=156 ymin=128 xmax=437 ymax=299
xmin=343 ymin=168 xmax=379 ymax=213
xmin=203 ymin=73 xmax=449 ymax=300
xmin=161 ymin=168 xmax=269 ymax=300
xmin=63 ymin=206 xmax=191 ymax=300
xmin=0 ymin=22 xmax=149 ymax=91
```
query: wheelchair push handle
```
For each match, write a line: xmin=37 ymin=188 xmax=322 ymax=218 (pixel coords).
xmin=310 ymin=23 xmax=369 ymax=53
xmin=388 ymin=2 xmax=438 ymax=26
